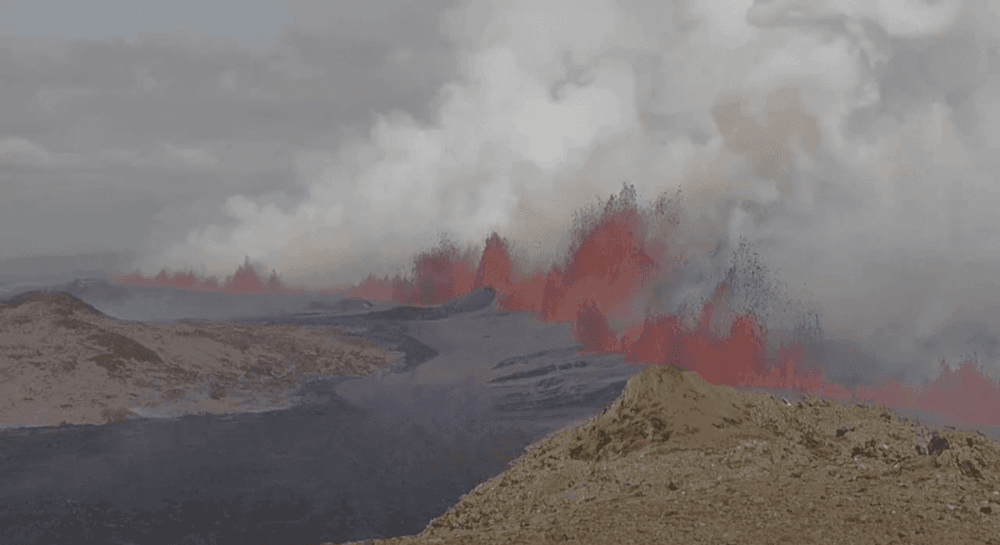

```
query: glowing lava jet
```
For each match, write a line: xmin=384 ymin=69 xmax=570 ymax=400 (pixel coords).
xmin=115 ymin=184 xmax=1000 ymax=426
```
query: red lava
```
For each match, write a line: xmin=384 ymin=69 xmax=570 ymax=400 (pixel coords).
xmin=111 ymin=184 xmax=1000 ymax=427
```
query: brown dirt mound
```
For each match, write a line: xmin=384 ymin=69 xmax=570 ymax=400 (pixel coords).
xmin=557 ymin=364 xmax=753 ymax=462
xmin=329 ymin=365 xmax=1000 ymax=545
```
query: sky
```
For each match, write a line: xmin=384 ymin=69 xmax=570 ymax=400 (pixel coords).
xmin=5 ymin=0 xmax=1000 ymax=380
xmin=0 ymin=0 xmax=291 ymax=48
xmin=0 ymin=0 xmax=460 ymax=279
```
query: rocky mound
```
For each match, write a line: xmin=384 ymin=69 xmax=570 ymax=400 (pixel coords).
xmin=1 ymin=289 xmax=108 ymax=317
xmin=557 ymin=364 xmax=751 ymax=462
xmin=331 ymin=364 xmax=1000 ymax=545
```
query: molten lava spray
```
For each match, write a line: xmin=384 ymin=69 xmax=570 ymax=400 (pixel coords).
xmin=113 ymin=257 xmax=289 ymax=295
xmin=113 ymin=181 xmax=1000 ymax=426
xmin=114 ymin=1 xmax=1000 ymax=427
xmin=474 ymin=233 xmax=514 ymax=296
xmin=114 ymin=178 xmax=1000 ymax=427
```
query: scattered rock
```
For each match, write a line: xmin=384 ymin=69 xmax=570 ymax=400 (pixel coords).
xmin=929 ymin=433 xmax=950 ymax=455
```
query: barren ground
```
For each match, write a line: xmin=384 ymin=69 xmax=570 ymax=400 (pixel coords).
xmin=0 ymin=290 xmax=401 ymax=429
xmin=4 ymin=289 xmax=1000 ymax=544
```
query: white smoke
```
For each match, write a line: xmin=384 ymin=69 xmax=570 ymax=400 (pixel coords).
xmin=143 ymin=0 xmax=1000 ymax=378
xmin=144 ymin=0 xmax=663 ymax=284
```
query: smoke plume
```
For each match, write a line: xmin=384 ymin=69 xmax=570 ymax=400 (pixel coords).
xmin=137 ymin=0 xmax=1000 ymax=385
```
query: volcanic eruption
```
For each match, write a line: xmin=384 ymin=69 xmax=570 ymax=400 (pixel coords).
xmin=111 ymin=0 xmax=1000 ymax=428
xmin=112 ymin=181 xmax=1000 ymax=428
xmin=15 ymin=1 xmax=1000 ymax=543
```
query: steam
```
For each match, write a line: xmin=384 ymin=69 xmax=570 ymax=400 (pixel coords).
xmin=141 ymin=0 xmax=1000 ymax=380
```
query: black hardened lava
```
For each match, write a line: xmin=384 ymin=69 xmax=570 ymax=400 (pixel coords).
xmin=0 ymin=393 xmax=538 ymax=544
xmin=0 ymin=286 xmax=546 ymax=545
xmin=0 ymin=286 xmax=643 ymax=544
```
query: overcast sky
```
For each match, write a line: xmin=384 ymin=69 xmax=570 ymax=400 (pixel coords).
xmin=6 ymin=0 xmax=1000 ymax=377
xmin=0 ymin=0 xmax=291 ymax=47
xmin=0 ymin=0 xmax=460 ymax=279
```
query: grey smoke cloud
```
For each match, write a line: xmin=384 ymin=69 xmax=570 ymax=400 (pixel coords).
xmin=6 ymin=0 xmax=1000 ymax=382
xmin=1 ymin=0 xmax=458 ymax=269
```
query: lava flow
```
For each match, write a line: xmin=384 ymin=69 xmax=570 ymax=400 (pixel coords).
xmin=112 ymin=184 xmax=1000 ymax=427
xmin=111 ymin=258 xmax=292 ymax=295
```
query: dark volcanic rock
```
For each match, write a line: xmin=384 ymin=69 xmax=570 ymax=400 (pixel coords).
xmin=364 ymin=287 xmax=496 ymax=321
xmin=307 ymin=298 xmax=375 ymax=313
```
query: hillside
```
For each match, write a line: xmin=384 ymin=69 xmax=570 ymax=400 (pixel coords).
xmin=332 ymin=365 xmax=1000 ymax=545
